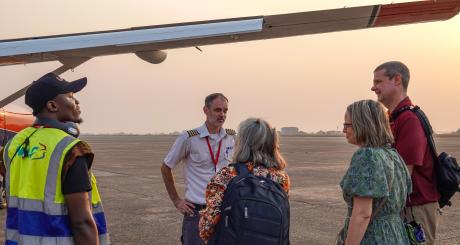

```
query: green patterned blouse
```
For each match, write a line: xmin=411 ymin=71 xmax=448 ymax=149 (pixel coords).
xmin=340 ymin=146 xmax=412 ymax=244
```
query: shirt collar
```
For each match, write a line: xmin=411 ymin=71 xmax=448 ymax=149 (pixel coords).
xmin=388 ymin=96 xmax=413 ymax=120
xmin=393 ymin=96 xmax=413 ymax=112
xmin=197 ymin=123 xmax=226 ymax=138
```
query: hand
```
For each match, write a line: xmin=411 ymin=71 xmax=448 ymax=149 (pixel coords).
xmin=173 ymin=198 xmax=195 ymax=215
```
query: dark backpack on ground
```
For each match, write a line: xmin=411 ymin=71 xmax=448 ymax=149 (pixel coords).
xmin=208 ymin=163 xmax=290 ymax=245
xmin=392 ymin=105 xmax=460 ymax=208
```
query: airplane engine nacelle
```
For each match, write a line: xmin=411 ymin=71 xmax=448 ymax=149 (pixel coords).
xmin=135 ymin=50 xmax=167 ymax=64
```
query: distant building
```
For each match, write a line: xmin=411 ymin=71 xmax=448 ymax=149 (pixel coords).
xmin=281 ymin=127 xmax=299 ymax=135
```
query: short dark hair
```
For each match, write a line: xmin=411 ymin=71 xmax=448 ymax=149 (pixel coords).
xmin=374 ymin=61 xmax=410 ymax=91
xmin=204 ymin=93 xmax=228 ymax=107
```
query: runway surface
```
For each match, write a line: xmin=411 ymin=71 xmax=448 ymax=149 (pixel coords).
xmin=1 ymin=135 xmax=459 ymax=244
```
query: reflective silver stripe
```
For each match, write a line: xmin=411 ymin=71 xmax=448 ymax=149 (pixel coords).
xmin=4 ymin=141 xmax=11 ymax=204
xmin=7 ymin=228 xmax=110 ymax=245
xmin=99 ymin=233 xmax=110 ymax=245
xmin=19 ymin=234 xmax=74 ymax=245
xmin=3 ymin=140 xmax=11 ymax=167
xmin=44 ymin=136 xmax=76 ymax=213
xmin=93 ymin=202 xmax=105 ymax=214
xmin=6 ymin=228 xmax=19 ymax=242
xmin=7 ymin=196 xmax=66 ymax=215
xmin=8 ymin=228 xmax=74 ymax=245
xmin=8 ymin=195 xmax=104 ymax=216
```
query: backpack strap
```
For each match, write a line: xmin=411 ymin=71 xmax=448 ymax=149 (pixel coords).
xmin=234 ymin=163 xmax=250 ymax=176
xmin=390 ymin=105 xmax=412 ymax=122
xmin=391 ymin=105 xmax=438 ymax=161
xmin=410 ymin=106 xmax=439 ymax=158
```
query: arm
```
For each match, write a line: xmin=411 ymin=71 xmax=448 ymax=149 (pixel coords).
xmin=345 ymin=196 xmax=373 ymax=245
xmin=160 ymin=163 xmax=194 ymax=214
xmin=62 ymin=152 xmax=97 ymax=245
xmin=65 ymin=192 xmax=99 ymax=245
xmin=199 ymin=166 xmax=234 ymax=242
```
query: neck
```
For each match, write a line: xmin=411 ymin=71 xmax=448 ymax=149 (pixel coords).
xmin=205 ymin=122 xmax=221 ymax=134
xmin=36 ymin=113 xmax=58 ymax=121
xmin=385 ymin=93 xmax=407 ymax=113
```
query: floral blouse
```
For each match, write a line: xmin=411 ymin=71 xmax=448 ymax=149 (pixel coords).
xmin=340 ymin=146 xmax=412 ymax=244
xmin=198 ymin=162 xmax=290 ymax=242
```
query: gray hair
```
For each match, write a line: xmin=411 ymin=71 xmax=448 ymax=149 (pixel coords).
xmin=204 ymin=93 xmax=228 ymax=108
xmin=374 ymin=61 xmax=410 ymax=91
xmin=232 ymin=118 xmax=287 ymax=170
xmin=347 ymin=100 xmax=394 ymax=147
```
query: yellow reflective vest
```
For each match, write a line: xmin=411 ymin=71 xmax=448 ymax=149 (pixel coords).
xmin=3 ymin=127 xmax=109 ymax=245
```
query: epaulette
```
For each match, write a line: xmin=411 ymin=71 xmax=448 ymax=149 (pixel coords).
xmin=225 ymin=128 xmax=236 ymax=136
xmin=186 ymin=129 xmax=200 ymax=137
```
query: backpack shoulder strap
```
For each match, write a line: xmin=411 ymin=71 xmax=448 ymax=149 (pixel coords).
xmin=233 ymin=163 xmax=250 ymax=176
xmin=392 ymin=105 xmax=439 ymax=163
xmin=390 ymin=105 xmax=413 ymax=122
xmin=411 ymin=106 xmax=439 ymax=158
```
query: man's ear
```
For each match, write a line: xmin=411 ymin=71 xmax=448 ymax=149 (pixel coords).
xmin=45 ymin=100 xmax=58 ymax=113
xmin=203 ymin=105 xmax=208 ymax=114
xmin=393 ymin=73 xmax=403 ymax=87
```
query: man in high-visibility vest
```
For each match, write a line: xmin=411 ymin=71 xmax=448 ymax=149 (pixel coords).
xmin=1 ymin=73 xmax=109 ymax=245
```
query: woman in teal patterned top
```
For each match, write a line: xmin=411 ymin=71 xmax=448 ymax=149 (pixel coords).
xmin=339 ymin=100 xmax=412 ymax=245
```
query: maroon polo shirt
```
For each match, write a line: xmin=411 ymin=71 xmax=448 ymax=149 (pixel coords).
xmin=390 ymin=97 xmax=439 ymax=206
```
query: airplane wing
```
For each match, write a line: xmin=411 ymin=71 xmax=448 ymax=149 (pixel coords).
xmin=1 ymin=0 xmax=459 ymax=67
xmin=0 ymin=0 xmax=459 ymax=108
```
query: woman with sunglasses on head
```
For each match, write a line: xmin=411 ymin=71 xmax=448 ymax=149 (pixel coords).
xmin=339 ymin=100 xmax=411 ymax=245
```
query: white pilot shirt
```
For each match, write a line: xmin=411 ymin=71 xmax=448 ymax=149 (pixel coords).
xmin=163 ymin=124 xmax=235 ymax=205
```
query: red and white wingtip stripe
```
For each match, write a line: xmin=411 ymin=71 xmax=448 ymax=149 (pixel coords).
xmin=370 ymin=0 xmax=460 ymax=27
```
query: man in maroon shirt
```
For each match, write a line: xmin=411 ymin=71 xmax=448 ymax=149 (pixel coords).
xmin=371 ymin=61 xmax=440 ymax=244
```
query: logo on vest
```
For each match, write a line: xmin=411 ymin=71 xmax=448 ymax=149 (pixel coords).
xmin=16 ymin=143 xmax=47 ymax=160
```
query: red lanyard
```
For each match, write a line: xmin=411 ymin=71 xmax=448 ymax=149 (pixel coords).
xmin=205 ymin=136 xmax=222 ymax=171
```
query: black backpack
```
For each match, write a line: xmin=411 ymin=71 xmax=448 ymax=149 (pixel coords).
xmin=392 ymin=105 xmax=460 ymax=208
xmin=208 ymin=163 xmax=290 ymax=245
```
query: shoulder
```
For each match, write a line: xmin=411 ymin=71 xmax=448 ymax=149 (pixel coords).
xmin=70 ymin=141 xmax=93 ymax=155
xmin=351 ymin=147 xmax=374 ymax=160
xmin=175 ymin=129 xmax=200 ymax=142
xmin=225 ymin=128 xmax=236 ymax=136
xmin=65 ymin=141 xmax=94 ymax=168
xmin=267 ymin=167 xmax=290 ymax=193
xmin=185 ymin=129 xmax=200 ymax=138
xmin=394 ymin=111 xmax=425 ymax=140
xmin=395 ymin=109 xmax=420 ymax=127
xmin=350 ymin=147 xmax=384 ymax=169
xmin=210 ymin=165 xmax=238 ymax=186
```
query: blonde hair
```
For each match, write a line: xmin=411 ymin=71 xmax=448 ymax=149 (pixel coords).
xmin=347 ymin=100 xmax=394 ymax=147
xmin=232 ymin=118 xmax=287 ymax=170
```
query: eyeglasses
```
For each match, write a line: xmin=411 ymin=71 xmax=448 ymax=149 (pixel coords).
xmin=343 ymin=123 xmax=352 ymax=129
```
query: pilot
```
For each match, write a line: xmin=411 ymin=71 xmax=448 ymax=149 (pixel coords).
xmin=1 ymin=73 xmax=109 ymax=245
xmin=160 ymin=93 xmax=235 ymax=245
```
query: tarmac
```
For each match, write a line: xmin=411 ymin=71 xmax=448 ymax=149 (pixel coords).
xmin=1 ymin=135 xmax=459 ymax=244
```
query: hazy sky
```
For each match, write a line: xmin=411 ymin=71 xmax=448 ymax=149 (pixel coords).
xmin=1 ymin=0 xmax=459 ymax=134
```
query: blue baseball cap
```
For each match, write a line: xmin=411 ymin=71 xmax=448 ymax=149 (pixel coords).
xmin=25 ymin=73 xmax=87 ymax=115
